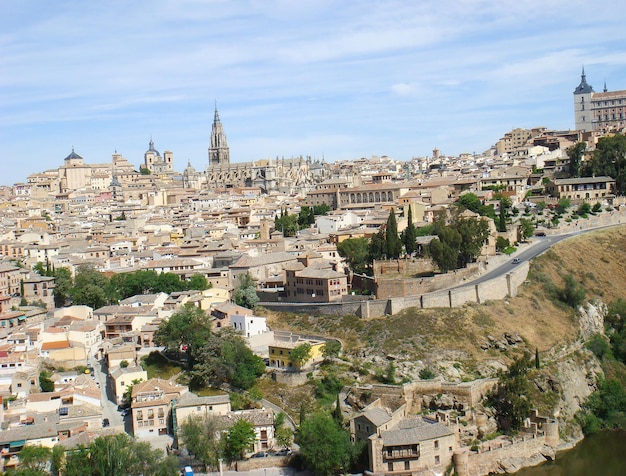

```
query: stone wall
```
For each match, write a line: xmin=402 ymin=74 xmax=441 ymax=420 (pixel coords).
xmin=236 ymin=455 xmax=291 ymax=471
xmin=455 ymin=433 xmax=549 ymax=476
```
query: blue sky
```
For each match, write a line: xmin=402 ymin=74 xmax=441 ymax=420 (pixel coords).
xmin=2 ymin=0 xmax=626 ymax=186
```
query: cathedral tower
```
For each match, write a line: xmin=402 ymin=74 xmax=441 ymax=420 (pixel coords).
xmin=574 ymin=67 xmax=594 ymax=132
xmin=208 ymin=105 xmax=230 ymax=167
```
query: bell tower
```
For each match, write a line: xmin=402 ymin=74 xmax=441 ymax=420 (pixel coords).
xmin=208 ymin=105 xmax=230 ymax=167
xmin=574 ymin=67 xmax=594 ymax=132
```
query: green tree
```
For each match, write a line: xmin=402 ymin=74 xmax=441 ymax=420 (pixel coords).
xmin=192 ymin=328 xmax=265 ymax=389
xmin=518 ymin=218 xmax=535 ymax=242
xmin=581 ymin=133 xmax=626 ymax=194
xmin=296 ymin=413 xmax=357 ymax=476
xmin=577 ymin=202 xmax=592 ymax=216
xmin=385 ymin=209 xmax=402 ymax=259
xmin=559 ymin=274 xmax=585 ymax=308
xmin=457 ymin=192 xmax=482 ymax=213
xmin=15 ymin=445 xmax=51 ymax=474
xmin=39 ymin=370 xmax=54 ymax=392
xmin=69 ymin=264 xmax=109 ymax=309
xmin=233 ymin=273 xmax=259 ymax=309
xmin=429 ymin=222 xmax=461 ymax=273
xmin=223 ymin=419 xmax=256 ymax=462
xmin=496 ymin=236 xmax=510 ymax=253
xmin=489 ymin=354 xmax=533 ymax=432
xmin=456 ymin=216 xmax=490 ymax=267
xmin=153 ymin=304 xmax=213 ymax=370
xmin=313 ymin=203 xmax=331 ymax=216
xmin=369 ymin=228 xmax=386 ymax=261
xmin=555 ymin=197 xmax=571 ymax=214
xmin=322 ymin=340 xmax=341 ymax=360
xmin=577 ymin=377 xmax=626 ymax=434
xmin=178 ymin=415 xmax=223 ymax=470
xmin=402 ymin=206 xmax=417 ymax=255
xmin=275 ymin=425 xmax=293 ymax=449
xmin=187 ymin=274 xmax=209 ymax=291
xmin=567 ymin=141 xmax=586 ymax=177
xmin=274 ymin=209 xmax=299 ymax=237
xmin=289 ymin=343 xmax=313 ymax=369
xmin=337 ymin=237 xmax=370 ymax=275
xmin=52 ymin=267 xmax=73 ymax=308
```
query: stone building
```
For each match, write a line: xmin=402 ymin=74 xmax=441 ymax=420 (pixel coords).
xmin=574 ymin=67 xmax=626 ymax=132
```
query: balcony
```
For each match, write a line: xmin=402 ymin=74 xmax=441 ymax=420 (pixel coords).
xmin=383 ymin=445 xmax=420 ymax=461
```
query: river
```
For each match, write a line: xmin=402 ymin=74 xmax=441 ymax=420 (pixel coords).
xmin=509 ymin=430 xmax=626 ymax=476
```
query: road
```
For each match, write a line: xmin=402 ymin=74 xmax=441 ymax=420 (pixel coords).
xmin=90 ymin=350 xmax=124 ymax=429
xmin=450 ymin=226 xmax=607 ymax=291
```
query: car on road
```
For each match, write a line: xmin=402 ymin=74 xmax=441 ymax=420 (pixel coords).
xmin=251 ymin=452 xmax=269 ymax=458
xmin=120 ymin=408 xmax=130 ymax=417
xmin=183 ymin=466 xmax=194 ymax=476
xmin=272 ymin=449 xmax=293 ymax=457
xmin=535 ymin=232 xmax=547 ymax=237
xmin=512 ymin=258 xmax=521 ymax=264
xmin=102 ymin=418 xmax=110 ymax=427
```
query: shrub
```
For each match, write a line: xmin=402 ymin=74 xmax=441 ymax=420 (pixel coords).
xmin=419 ymin=368 xmax=436 ymax=380
xmin=586 ymin=334 xmax=612 ymax=360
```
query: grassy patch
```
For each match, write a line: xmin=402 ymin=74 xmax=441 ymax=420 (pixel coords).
xmin=141 ymin=351 xmax=184 ymax=380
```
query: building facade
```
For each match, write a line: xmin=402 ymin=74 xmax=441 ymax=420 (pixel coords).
xmin=574 ymin=68 xmax=626 ymax=132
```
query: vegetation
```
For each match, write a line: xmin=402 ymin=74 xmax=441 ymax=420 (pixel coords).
xmin=222 ymin=419 xmax=256 ymax=463
xmin=39 ymin=370 xmax=54 ymax=392
xmin=191 ymin=328 xmax=265 ymax=390
xmin=178 ymin=415 xmax=223 ymax=470
xmin=577 ymin=376 xmax=626 ymax=434
xmin=337 ymin=237 xmax=370 ymax=275
xmin=566 ymin=141 xmax=586 ymax=177
xmin=430 ymin=214 xmax=490 ymax=272
xmin=18 ymin=433 xmax=180 ymax=476
xmin=153 ymin=304 xmax=213 ymax=370
xmin=581 ymin=132 xmax=626 ymax=194
xmin=296 ymin=412 xmax=362 ymax=476
xmin=289 ymin=343 xmax=313 ymax=368
xmin=233 ymin=273 xmax=259 ymax=309
xmin=488 ymin=354 xmax=533 ymax=432
xmin=402 ymin=206 xmax=418 ymax=255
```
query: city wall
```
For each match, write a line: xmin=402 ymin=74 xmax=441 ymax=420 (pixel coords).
xmin=259 ymin=263 xmax=527 ymax=318
xmin=259 ymin=213 xmax=626 ymax=319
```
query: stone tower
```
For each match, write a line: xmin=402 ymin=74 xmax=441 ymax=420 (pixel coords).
xmin=208 ymin=105 xmax=230 ymax=167
xmin=574 ymin=67 xmax=594 ymax=132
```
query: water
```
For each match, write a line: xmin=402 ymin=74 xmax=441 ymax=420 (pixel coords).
xmin=510 ymin=431 xmax=626 ymax=476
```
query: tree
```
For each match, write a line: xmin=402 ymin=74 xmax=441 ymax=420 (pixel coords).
xmin=153 ymin=304 xmax=213 ymax=369
xmin=223 ymin=419 xmax=256 ymax=462
xmin=567 ymin=141 xmax=586 ymax=177
xmin=337 ymin=237 xmax=370 ymax=275
xmin=489 ymin=354 xmax=533 ymax=431
xmin=52 ymin=267 xmax=72 ymax=307
xmin=275 ymin=425 xmax=293 ymax=449
xmin=429 ymin=221 xmax=461 ymax=273
xmin=313 ymin=203 xmax=331 ymax=216
xmin=69 ymin=264 xmax=109 ymax=309
xmin=385 ymin=209 xmax=402 ymax=259
xmin=559 ymin=274 xmax=586 ymax=308
xmin=457 ymin=192 xmax=482 ymax=213
xmin=39 ymin=370 xmax=54 ymax=392
xmin=296 ymin=413 xmax=357 ymax=476
xmin=233 ymin=273 xmax=259 ymax=309
xmin=178 ymin=415 xmax=223 ymax=470
xmin=455 ymin=216 xmax=490 ymax=267
xmin=274 ymin=209 xmax=299 ymax=237
xmin=187 ymin=274 xmax=209 ymax=291
xmin=581 ymin=133 xmax=626 ymax=194
xmin=322 ymin=340 xmax=341 ymax=360
xmin=16 ymin=445 xmax=51 ymax=474
xmin=518 ymin=218 xmax=534 ymax=242
xmin=369 ymin=227 xmax=386 ymax=261
xmin=555 ymin=197 xmax=571 ymax=214
xmin=192 ymin=328 xmax=265 ymax=389
xmin=402 ymin=206 xmax=417 ymax=255
xmin=289 ymin=343 xmax=312 ymax=369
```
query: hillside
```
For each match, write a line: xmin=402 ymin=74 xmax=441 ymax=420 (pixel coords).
xmin=260 ymin=225 xmax=626 ymax=380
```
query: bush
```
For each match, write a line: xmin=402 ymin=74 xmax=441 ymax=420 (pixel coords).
xmin=586 ymin=333 xmax=612 ymax=360
xmin=419 ymin=368 xmax=436 ymax=380
xmin=559 ymin=274 xmax=585 ymax=308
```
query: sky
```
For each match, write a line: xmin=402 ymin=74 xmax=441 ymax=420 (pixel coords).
xmin=2 ymin=0 xmax=626 ymax=186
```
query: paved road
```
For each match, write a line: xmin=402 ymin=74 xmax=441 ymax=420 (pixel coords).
xmin=451 ymin=224 xmax=615 ymax=291
xmin=90 ymin=352 xmax=124 ymax=428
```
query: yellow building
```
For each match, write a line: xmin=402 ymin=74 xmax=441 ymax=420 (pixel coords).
xmin=268 ymin=334 xmax=326 ymax=370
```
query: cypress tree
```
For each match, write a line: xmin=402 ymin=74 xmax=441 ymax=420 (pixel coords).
xmin=385 ymin=209 xmax=402 ymax=259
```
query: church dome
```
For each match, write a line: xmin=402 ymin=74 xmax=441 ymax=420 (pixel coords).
xmin=64 ymin=148 xmax=83 ymax=161
xmin=146 ymin=138 xmax=161 ymax=156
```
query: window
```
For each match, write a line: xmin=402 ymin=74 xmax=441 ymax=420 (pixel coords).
xmin=388 ymin=462 xmax=393 ymax=472
xmin=404 ymin=461 xmax=410 ymax=470
xmin=137 ymin=411 xmax=143 ymax=420
xmin=196 ymin=406 xmax=201 ymax=411
xmin=434 ymin=440 xmax=439 ymax=449
xmin=435 ymin=455 xmax=440 ymax=465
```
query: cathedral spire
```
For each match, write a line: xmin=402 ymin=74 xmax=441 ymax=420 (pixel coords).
xmin=208 ymin=103 xmax=229 ymax=167
xmin=604 ymin=81 xmax=608 ymax=93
